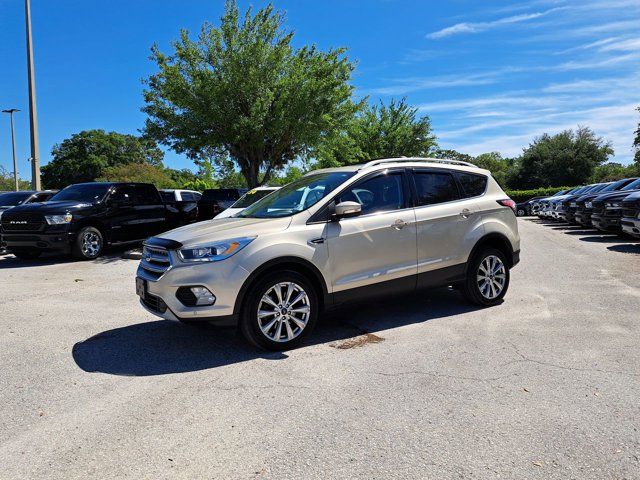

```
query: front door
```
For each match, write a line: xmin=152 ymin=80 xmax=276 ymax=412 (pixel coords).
xmin=326 ymin=170 xmax=417 ymax=300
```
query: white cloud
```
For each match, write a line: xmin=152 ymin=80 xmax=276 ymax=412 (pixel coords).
xmin=427 ymin=9 xmax=557 ymax=39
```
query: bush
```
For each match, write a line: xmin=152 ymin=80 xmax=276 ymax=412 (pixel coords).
xmin=505 ymin=186 xmax=573 ymax=203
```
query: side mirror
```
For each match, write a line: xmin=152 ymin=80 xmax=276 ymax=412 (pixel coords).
xmin=334 ymin=201 xmax=362 ymax=219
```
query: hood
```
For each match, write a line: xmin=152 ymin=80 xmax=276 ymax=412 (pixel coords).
xmin=157 ymin=216 xmax=293 ymax=246
xmin=593 ymin=189 xmax=640 ymax=203
xmin=622 ymin=191 xmax=640 ymax=202
xmin=4 ymin=200 xmax=95 ymax=214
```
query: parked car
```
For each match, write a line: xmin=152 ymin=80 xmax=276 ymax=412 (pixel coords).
xmin=1 ymin=182 xmax=172 ymax=260
xmin=159 ymin=189 xmax=202 ymax=227
xmin=515 ymin=196 xmax=546 ymax=216
xmin=0 ymin=190 xmax=58 ymax=218
xmin=0 ymin=190 xmax=58 ymax=254
xmin=136 ymin=157 xmax=521 ymax=350
xmin=538 ymin=187 xmax=585 ymax=220
xmin=621 ymin=191 xmax=640 ymax=238
xmin=197 ymin=188 xmax=247 ymax=221
xmin=215 ymin=186 xmax=280 ymax=219
xmin=558 ymin=183 xmax=611 ymax=222
xmin=590 ymin=178 xmax=640 ymax=232
xmin=574 ymin=178 xmax=638 ymax=227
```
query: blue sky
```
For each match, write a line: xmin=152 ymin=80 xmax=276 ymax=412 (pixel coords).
xmin=1 ymin=0 xmax=638 ymax=179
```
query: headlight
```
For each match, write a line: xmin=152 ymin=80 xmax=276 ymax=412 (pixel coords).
xmin=177 ymin=237 xmax=255 ymax=263
xmin=585 ymin=202 xmax=592 ymax=208
xmin=605 ymin=202 xmax=621 ymax=208
xmin=45 ymin=213 xmax=73 ymax=225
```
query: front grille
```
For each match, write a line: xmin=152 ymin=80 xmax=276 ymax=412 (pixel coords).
xmin=139 ymin=245 xmax=171 ymax=280
xmin=592 ymin=202 xmax=605 ymax=216
xmin=142 ymin=292 xmax=167 ymax=313
xmin=621 ymin=200 xmax=639 ymax=219
xmin=1 ymin=212 xmax=45 ymax=232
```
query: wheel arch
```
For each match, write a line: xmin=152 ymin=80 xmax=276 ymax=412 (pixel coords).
xmin=73 ymin=219 xmax=110 ymax=243
xmin=467 ymin=232 xmax=516 ymax=272
xmin=233 ymin=256 xmax=330 ymax=316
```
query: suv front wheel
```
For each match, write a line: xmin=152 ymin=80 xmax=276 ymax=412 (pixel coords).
xmin=240 ymin=271 xmax=318 ymax=351
xmin=462 ymin=248 xmax=510 ymax=306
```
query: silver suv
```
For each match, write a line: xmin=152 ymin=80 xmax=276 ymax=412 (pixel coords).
xmin=136 ymin=158 xmax=520 ymax=350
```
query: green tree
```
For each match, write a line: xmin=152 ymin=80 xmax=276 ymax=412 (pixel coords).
xmin=591 ymin=162 xmax=636 ymax=182
xmin=511 ymin=126 xmax=613 ymax=189
xmin=271 ymin=165 xmax=305 ymax=185
xmin=41 ymin=130 xmax=164 ymax=189
xmin=315 ymin=98 xmax=437 ymax=167
xmin=0 ymin=166 xmax=31 ymax=191
xmin=431 ymin=148 xmax=473 ymax=163
xmin=143 ymin=0 xmax=358 ymax=187
xmin=473 ymin=152 xmax=511 ymax=187
xmin=97 ymin=163 xmax=178 ymax=188
xmin=634 ymin=106 xmax=640 ymax=166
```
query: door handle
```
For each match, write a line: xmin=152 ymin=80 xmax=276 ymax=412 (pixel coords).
xmin=460 ymin=209 xmax=474 ymax=219
xmin=391 ymin=219 xmax=408 ymax=230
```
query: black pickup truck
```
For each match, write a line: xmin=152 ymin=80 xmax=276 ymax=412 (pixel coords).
xmin=1 ymin=182 xmax=175 ymax=260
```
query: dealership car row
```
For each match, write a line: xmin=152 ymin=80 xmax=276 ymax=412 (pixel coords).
xmin=516 ymin=177 xmax=640 ymax=237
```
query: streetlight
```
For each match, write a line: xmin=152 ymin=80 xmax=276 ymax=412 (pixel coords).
xmin=25 ymin=0 xmax=41 ymax=190
xmin=2 ymin=108 xmax=20 ymax=191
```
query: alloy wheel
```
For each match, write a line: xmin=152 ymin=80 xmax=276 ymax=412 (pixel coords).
xmin=257 ymin=282 xmax=311 ymax=343
xmin=81 ymin=231 xmax=102 ymax=257
xmin=476 ymin=255 xmax=506 ymax=300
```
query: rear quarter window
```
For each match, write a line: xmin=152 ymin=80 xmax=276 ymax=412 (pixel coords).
xmin=457 ymin=172 xmax=488 ymax=198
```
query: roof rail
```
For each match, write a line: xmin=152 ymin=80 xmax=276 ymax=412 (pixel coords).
xmin=360 ymin=157 xmax=478 ymax=169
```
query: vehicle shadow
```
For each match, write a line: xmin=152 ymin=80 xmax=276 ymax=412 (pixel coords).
xmin=72 ymin=288 xmax=484 ymax=377
xmin=607 ymin=243 xmax=640 ymax=254
xmin=577 ymin=234 xmax=637 ymax=244
xmin=0 ymin=245 xmax=138 ymax=269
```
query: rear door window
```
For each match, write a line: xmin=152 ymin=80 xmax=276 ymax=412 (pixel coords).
xmin=457 ymin=172 xmax=488 ymax=198
xmin=412 ymin=171 xmax=460 ymax=206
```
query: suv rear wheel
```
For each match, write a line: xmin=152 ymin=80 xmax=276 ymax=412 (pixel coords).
xmin=73 ymin=226 xmax=104 ymax=260
xmin=240 ymin=271 xmax=318 ymax=351
xmin=462 ymin=248 xmax=510 ymax=306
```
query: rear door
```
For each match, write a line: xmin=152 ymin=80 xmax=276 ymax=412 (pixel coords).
xmin=129 ymin=184 xmax=168 ymax=238
xmin=411 ymin=169 xmax=485 ymax=288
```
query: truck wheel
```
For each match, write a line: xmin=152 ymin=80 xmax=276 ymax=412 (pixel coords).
xmin=13 ymin=249 xmax=41 ymax=260
xmin=516 ymin=208 xmax=526 ymax=217
xmin=73 ymin=226 xmax=104 ymax=260
xmin=239 ymin=271 xmax=318 ymax=351
xmin=462 ymin=248 xmax=510 ymax=306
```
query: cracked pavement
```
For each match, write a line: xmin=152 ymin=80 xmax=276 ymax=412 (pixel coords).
xmin=1 ymin=218 xmax=639 ymax=479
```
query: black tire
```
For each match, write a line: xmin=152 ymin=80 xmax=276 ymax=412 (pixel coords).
xmin=462 ymin=247 xmax=510 ymax=307
xmin=239 ymin=270 xmax=318 ymax=351
xmin=72 ymin=226 xmax=104 ymax=260
xmin=13 ymin=249 xmax=41 ymax=260
xmin=516 ymin=208 xmax=526 ymax=217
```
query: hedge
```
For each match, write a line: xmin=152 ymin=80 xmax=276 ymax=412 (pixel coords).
xmin=505 ymin=186 xmax=574 ymax=203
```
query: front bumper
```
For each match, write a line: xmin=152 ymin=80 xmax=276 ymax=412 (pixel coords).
xmin=621 ymin=217 xmax=640 ymax=238
xmin=591 ymin=213 xmax=621 ymax=231
xmin=2 ymin=231 xmax=74 ymax=253
xmin=136 ymin=255 xmax=250 ymax=323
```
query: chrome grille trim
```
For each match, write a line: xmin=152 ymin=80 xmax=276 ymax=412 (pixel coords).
xmin=139 ymin=244 xmax=172 ymax=281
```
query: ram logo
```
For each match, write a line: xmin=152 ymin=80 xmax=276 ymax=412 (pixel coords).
xmin=10 ymin=220 xmax=28 ymax=224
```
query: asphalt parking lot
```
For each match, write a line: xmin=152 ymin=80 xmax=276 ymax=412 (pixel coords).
xmin=1 ymin=218 xmax=639 ymax=479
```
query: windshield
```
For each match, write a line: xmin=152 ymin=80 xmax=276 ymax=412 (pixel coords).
xmin=601 ymin=180 xmax=626 ymax=192
xmin=0 ymin=192 xmax=33 ymax=206
xmin=238 ymin=172 xmax=355 ymax=218
xmin=50 ymin=184 xmax=111 ymax=203
xmin=587 ymin=184 xmax=608 ymax=193
xmin=232 ymin=189 xmax=278 ymax=208
xmin=622 ymin=178 xmax=640 ymax=191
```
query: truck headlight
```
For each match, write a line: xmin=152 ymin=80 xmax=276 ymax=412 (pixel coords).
xmin=585 ymin=202 xmax=592 ymax=208
xmin=605 ymin=202 xmax=621 ymax=209
xmin=177 ymin=237 xmax=255 ymax=263
xmin=45 ymin=213 xmax=73 ymax=225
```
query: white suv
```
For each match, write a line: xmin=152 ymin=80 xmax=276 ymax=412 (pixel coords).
xmin=136 ymin=158 xmax=520 ymax=350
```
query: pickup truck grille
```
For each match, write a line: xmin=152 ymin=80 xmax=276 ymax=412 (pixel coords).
xmin=622 ymin=200 xmax=639 ymax=219
xmin=139 ymin=245 xmax=172 ymax=281
xmin=591 ymin=202 xmax=605 ymax=216
xmin=1 ymin=212 xmax=45 ymax=232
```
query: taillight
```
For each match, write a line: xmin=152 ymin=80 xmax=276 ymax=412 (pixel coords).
xmin=498 ymin=199 xmax=517 ymax=214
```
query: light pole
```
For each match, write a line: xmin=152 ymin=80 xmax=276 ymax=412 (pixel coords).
xmin=25 ymin=0 xmax=41 ymax=190
xmin=2 ymin=108 xmax=20 ymax=191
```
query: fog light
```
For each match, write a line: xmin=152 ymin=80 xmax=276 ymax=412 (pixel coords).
xmin=190 ymin=286 xmax=216 ymax=306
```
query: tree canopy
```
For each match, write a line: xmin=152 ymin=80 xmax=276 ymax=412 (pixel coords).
xmin=315 ymin=98 xmax=437 ymax=168
xmin=508 ymin=126 xmax=613 ymax=189
xmin=0 ymin=166 xmax=31 ymax=191
xmin=41 ymin=129 xmax=164 ymax=189
xmin=142 ymin=0 xmax=358 ymax=187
